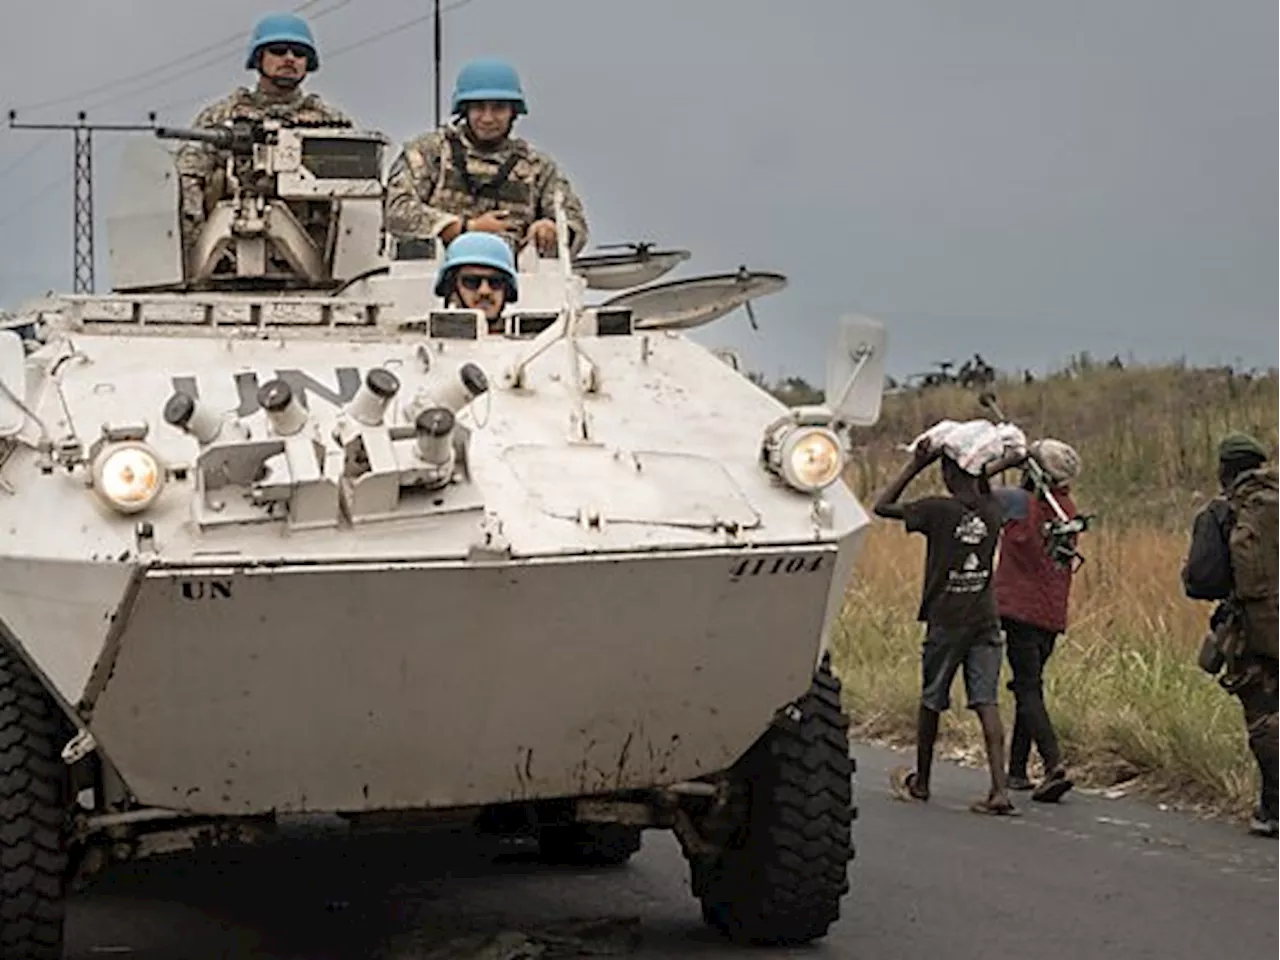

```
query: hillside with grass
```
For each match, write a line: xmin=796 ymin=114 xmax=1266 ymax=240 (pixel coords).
xmin=786 ymin=360 xmax=1278 ymax=818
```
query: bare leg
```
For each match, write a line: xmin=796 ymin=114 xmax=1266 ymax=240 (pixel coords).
xmin=915 ymin=705 xmax=941 ymax=796
xmin=974 ymin=703 xmax=1011 ymax=804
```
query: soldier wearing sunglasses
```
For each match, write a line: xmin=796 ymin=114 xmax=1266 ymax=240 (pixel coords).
xmin=434 ymin=233 xmax=520 ymax=333
xmin=174 ymin=13 xmax=352 ymax=256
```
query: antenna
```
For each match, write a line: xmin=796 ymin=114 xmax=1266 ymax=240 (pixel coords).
xmin=8 ymin=109 xmax=158 ymax=294
xmin=433 ymin=0 xmax=443 ymax=127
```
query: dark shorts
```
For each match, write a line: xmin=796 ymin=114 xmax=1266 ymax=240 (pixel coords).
xmin=920 ymin=623 xmax=1004 ymax=712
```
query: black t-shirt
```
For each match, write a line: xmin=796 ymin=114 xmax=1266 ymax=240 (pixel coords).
xmin=901 ymin=495 xmax=1004 ymax=630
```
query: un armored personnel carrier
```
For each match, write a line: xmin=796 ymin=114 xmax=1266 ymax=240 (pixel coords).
xmin=0 ymin=119 xmax=887 ymax=956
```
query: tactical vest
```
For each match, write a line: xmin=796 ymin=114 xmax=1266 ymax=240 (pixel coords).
xmin=216 ymin=91 xmax=343 ymax=187
xmin=427 ymin=130 xmax=540 ymax=245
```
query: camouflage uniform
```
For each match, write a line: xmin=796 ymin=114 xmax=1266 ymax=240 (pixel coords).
xmin=174 ymin=85 xmax=352 ymax=251
xmin=1183 ymin=461 xmax=1279 ymax=831
xmin=384 ymin=121 xmax=589 ymax=257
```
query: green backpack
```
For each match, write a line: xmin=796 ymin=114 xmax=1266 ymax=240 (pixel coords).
xmin=1227 ymin=465 xmax=1279 ymax=660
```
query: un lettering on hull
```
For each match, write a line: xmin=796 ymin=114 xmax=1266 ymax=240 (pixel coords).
xmin=171 ymin=367 xmax=362 ymax=417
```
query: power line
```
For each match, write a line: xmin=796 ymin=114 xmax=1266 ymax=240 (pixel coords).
xmin=0 ymin=134 xmax=55 ymax=180
xmin=151 ymin=0 xmax=479 ymax=121
xmin=2 ymin=0 xmax=482 ymax=291
xmin=327 ymin=0 xmax=475 ymax=58
xmin=79 ymin=36 xmax=275 ymax=116
xmin=6 ymin=0 xmax=351 ymax=116
xmin=0 ymin=171 xmax=70 ymax=229
xmin=75 ymin=0 xmax=359 ymax=116
xmin=35 ymin=0 xmax=412 ymax=121
xmin=6 ymin=112 xmax=158 ymax=293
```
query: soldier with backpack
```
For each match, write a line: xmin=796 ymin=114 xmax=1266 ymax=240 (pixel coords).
xmin=1181 ymin=432 xmax=1278 ymax=837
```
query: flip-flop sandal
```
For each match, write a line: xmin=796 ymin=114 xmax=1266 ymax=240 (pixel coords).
xmin=1032 ymin=772 xmax=1074 ymax=803
xmin=890 ymin=765 xmax=929 ymax=803
xmin=970 ymin=797 xmax=1021 ymax=817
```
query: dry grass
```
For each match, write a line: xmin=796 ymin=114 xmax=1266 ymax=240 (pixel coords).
xmin=845 ymin=363 xmax=1278 ymax=529
xmin=828 ymin=363 xmax=1278 ymax=816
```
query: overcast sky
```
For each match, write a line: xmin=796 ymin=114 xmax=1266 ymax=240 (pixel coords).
xmin=0 ymin=0 xmax=1275 ymax=384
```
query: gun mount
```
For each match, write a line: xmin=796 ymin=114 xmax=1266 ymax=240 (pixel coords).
xmin=114 ymin=119 xmax=390 ymax=292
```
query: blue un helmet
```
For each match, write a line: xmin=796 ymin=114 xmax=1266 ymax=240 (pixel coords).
xmin=450 ymin=57 xmax=528 ymax=116
xmin=434 ymin=232 xmax=519 ymax=302
xmin=245 ymin=13 xmax=320 ymax=72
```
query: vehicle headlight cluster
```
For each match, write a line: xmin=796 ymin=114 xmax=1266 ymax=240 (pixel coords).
xmin=761 ymin=418 xmax=847 ymax=493
xmin=91 ymin=441 xmax=165 ymax=514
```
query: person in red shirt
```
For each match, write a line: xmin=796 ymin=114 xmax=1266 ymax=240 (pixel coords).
xmin=992 ymin=439 xmax=1083 ymax=802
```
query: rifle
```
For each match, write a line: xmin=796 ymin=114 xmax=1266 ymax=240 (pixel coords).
xmin=978 ymin=391 xmax=1093 ymax=570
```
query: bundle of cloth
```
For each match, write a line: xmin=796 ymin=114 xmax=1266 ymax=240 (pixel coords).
xmin=907 ymin=418 xmax=1028 ymax=476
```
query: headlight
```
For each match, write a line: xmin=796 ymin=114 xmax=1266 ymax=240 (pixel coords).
xmin=780 ymin=426 xmax=844 ymax=491
xmin=762 ymin=419 xmax=847 ymax=493
xmin=92 ymin=442 xmax=165 ymax=514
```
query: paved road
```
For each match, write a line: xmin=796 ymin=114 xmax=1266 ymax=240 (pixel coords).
xmin=66 ymin=744 xmax=1278 ymax=959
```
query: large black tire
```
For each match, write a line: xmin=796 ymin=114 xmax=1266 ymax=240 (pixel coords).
xmin=0 ymin=641 xmax=70 ymax=960
xmin=538 ymin=823 xmax=643 ymax=866
xmin=694 ymin=655 xmax=856 ymax=945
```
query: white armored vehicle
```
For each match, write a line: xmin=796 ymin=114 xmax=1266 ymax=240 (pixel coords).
xmin=0 ymin=119 xmax=887 ymax=957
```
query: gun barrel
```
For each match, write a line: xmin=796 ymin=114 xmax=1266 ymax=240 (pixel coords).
xmin=977 ymin=390 xmax=1005 ymax=421
xmin=154 ymin=126 xmax=232 ymax=148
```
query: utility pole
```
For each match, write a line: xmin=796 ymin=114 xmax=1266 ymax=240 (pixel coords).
xmin=7 ymin=110 xmax=157 ymax=294
xmin=433 ymin=0 xmax=443 ymax=127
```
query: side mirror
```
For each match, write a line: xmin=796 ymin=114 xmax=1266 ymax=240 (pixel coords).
xmin=0 ymin=329 xmax=29 ymax=438
xmin=824 ymin=314 xmax=887 ymax=427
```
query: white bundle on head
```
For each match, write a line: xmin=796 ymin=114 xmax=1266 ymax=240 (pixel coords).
xmin=906 ymin=418 xmax=1028 ymax=476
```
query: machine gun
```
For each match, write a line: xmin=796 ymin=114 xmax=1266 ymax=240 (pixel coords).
xmin=156 ymin=118 xmax=265 ymax=155
xmin=155 ymin=119 xmax=389 ymax=288
xmin=978 ymin=390 xmax=1093 ymax=570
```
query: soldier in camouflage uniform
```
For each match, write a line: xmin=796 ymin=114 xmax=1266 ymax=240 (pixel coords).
xmin=1182 ymin=432 xmax=1279 ymax=838
xmin=384 ymin=58 xmax=589 ymax=260
xmin=174 ymin=13 xmax=352 ymax=257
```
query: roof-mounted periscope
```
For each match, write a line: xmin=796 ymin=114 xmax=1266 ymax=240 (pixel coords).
xmin=63 ymin=294 xmax=385 ymax=330
xmin=403 ymin=307 xmax=636 ymax=341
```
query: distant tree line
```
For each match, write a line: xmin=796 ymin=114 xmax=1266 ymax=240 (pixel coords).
xmin=751 ymin=352 xmax=1145 ymax=403
xmin=747 ymin=372 xmax=826 ymax=406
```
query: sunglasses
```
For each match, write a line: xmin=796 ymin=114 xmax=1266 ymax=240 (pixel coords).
xmin=457 ymin=274 xmax=507 ymax=291
xmin=264 ymin=43 xmax=312 ymax=59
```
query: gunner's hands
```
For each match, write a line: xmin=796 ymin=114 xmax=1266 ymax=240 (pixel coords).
xmin=467 ymin=210 xmax=517 ymax=237
xmin=526 ymin=219 xmax=558 ymax=255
